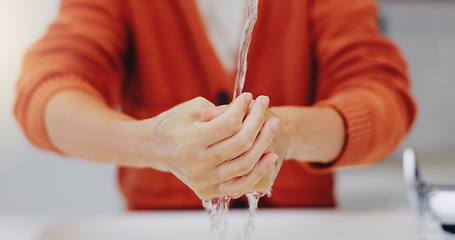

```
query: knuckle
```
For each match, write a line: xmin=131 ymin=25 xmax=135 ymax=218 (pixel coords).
xmin=235 ymin=133 xmax=255 ymax=153
xmin=194 ymin=96 xmax=214 ymax=107
xmin=257 ymin=111 xmax=266 ymax=124
xmin=193 ymin=96 xmax=205 ymax=103
xmin=219 ymin=168 xmax=233 ymax=182
xmin=233 ymin=122 xmax=243 ymax=134
xmin=245 ymin=133 xmax=256 ymax=149
xmin=251 ymin=103 xmax=265 ymax=119
xmin=212 ymin=150 xmax=226 ymax=164
xmin=227 ymin=119 xmax=242 ymax=135
xmin=239 ymin=159 xmax=255 ymax=176
xmin=233 ymin=140 xmax=247 ymax=154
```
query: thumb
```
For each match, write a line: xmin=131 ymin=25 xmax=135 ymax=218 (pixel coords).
xmin=201 ymin=107 xmax=226 ymax=122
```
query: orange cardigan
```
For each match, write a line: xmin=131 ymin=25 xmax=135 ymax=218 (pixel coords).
xmin=14 ymin=0 xmax=416 ymax=210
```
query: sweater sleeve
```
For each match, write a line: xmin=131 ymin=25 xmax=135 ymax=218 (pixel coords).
xmin=14 ymin=0 xmax=129 ymax=152
xmin=303 ymin=0 xmax=417 ymax=172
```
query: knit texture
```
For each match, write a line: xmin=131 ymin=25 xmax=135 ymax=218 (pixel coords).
xmin=14 ymin=0 xmax=416 ymax=209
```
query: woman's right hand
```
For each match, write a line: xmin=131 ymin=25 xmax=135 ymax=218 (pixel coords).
xmin=137 ymin=93 xmax=280 ymax=200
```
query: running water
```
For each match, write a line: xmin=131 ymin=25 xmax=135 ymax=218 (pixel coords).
xmin=233 ymin=0 xmax=259 ymax=99
xmin=203 ymin=197 xmax=232 ymax=240
xmin=203 ymin=192 xmax=263 ymax=240
xmin=203 ymin=0 xmax=261 ymax=239
xmin=238 ymin=192 xmax=261 ymax=240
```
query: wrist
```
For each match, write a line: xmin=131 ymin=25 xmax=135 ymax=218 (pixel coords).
xmin=120 ymin=117 xmax=171 ymax=171
xmin=105 ymin=117 xmax=150 ymax=168
xmin=270 ymin=106 xmax=345 ymax=164
xmin=309 ymin=107 xmax=345 ymax=164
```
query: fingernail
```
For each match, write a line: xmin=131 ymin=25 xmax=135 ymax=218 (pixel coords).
xmin=245 ymin=92 xmax=253 ymax=104
xmin=268 ymin=153 xmax=279 ymax=167
xmin=261 ymin=96 xmax=270 ymax=109
xmin=269 ymin=118 xmax=280 ymax=134
xmin=273 ymin=154 xmax=279 ymax=163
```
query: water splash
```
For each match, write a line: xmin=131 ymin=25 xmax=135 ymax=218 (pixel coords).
xmin=237 ymin=189 xmax=271 ymax=240
xmin=203 ymin=192 xmax=264 ymax=240
xmin=203 ymin=197 xmax=232 ymax=240
xmin=233 ymin=0 xmax=259 ymax=99
xmin=238 ymin=191 xmax=261 ymax=240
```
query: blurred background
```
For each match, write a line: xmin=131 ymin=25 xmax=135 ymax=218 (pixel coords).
xmin=0 ymin=0 xmax=454 ymax=214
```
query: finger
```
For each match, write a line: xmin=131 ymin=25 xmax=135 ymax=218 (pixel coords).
xmin=201 ymin=106 xmax=227 ymax=122
xmin=217 ymin=152 xmax=279 ymax=197
xmin=207 ymin=96 xmax=272 ymax=164
xmin=212 ymin=117 xmax=280 ymax=182
xmin=202 ymin=99 xmax=254 ymax=122
xmin=253 ymin=163 xmax=279 ymax=193
xmin=201 ymin=98 xmax=255 ymax=122
xmin=196 ymin=92 xmax=253 ymax=144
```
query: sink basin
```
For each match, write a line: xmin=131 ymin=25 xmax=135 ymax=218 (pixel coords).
xmin=37 ymin=209 xmax=418 ymax=240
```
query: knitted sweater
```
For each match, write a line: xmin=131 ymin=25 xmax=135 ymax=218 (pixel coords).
xmin=14 ymin=0 xmax=416 ymax=209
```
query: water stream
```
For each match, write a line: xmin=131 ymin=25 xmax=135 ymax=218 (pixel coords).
xmin=203 ymin=0 xmax=260 ymax=239
xmin=239 ymin=192 xmax=261 ymax=240
xmin=233 ymin=0 xmax=259 ymax=100
xmin=203 ymin=197 xmax=232 ymax=240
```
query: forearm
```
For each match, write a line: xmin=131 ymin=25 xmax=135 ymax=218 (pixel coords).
xmin=44 ymin=89 xmax=151 ymax=168
xmin=270 ymin=106 xmax=345 ymax=164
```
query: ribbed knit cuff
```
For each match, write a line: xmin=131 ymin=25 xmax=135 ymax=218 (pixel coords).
xmin=303 ymin=93 xmax=373 ymax=173
xmin=25 ymin=74 xmax=105 ymax=153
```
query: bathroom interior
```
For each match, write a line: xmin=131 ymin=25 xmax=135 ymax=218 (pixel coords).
xmin=0 ymin=0 xmax=454 ymax=239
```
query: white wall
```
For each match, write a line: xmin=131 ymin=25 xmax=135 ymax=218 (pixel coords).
xmin=0 ymin=0 xmax=124 ymax=214
xmin=0 ymin=0 xmax=454 ymax=213
xmin=381 ymin=2 xmax=455 ymax=156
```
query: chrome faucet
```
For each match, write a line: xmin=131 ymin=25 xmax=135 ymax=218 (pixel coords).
xmin=403 ymin=148 xmax=455 ymax=235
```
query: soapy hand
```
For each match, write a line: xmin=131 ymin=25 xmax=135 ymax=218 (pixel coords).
xmin=140 ymin=93 xmax=279 ymax=200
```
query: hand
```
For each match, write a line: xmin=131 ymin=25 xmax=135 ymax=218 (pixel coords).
xmin=138 ymin=93 xmax=279 ymax=200
xmin=201 ymin=96 xmax=285 ymax=197
xmin=252 ymin=108 xmax=289 ymax=195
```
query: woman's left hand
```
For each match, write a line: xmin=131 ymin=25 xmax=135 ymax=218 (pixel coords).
xmin=250 ymin=107 xmax=289 ymax=196
xmin=201 ymin=98 xmax=289 ymax=196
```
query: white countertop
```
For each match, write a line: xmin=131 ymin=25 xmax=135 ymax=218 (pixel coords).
xmin=0 ymin=208 xmax=421 ymax=240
